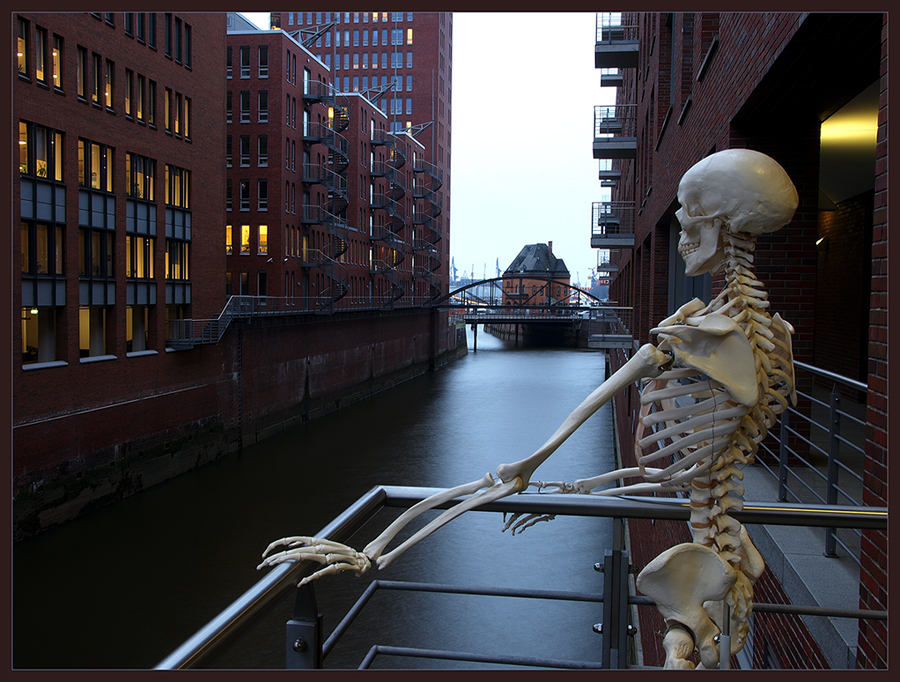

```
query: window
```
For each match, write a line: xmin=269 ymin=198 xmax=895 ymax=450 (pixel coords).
xmin=226 ymin=46 xmax=232 ymax=78
xmin=407 ymin=50 xmax=412 ymax=69
xmin=226 ymin=179 xmax=232 ymax=211
xmin=126 ymin=306 xmax=150 ymax=353
xmin=126 ymin=152 xmax=155 ymax=200
xmin=125 ymin=12 xmax=133 ymax=35
xmin=226 ymin=224 xmax=233 ymax=254
xmin=105 ymin=59 xmax=114 ymax=109
xmin=239 ymin=179 xmax=250 ymax=211
xmin=20 ymin=221 xmax=64 ymax=276
xmin=258 ymin=90 xmax=268 ymax=122
xmin=226 ymin=90 xmax=232 ymax=123
xmin=21 ymin=306 xmax=58 ymax=364
xmin=406 ymin=74 xmax=412 ymax=91
xmin=239 ymin=135 xmax=250 ymax=166
xmin=79 ymin=227 xmax=114 ymax=278
xmin=240 ymin=46 xmax=250 ymax=78
xmin=78 ymin=139 xmax=114 ymax=192
xmin=77 ymin=46 xmax=86 ymax=98
xmin=35 ymin=26 xmax=47 ymax=84
xmin=226 ymin=135 xmax=232 ymax=167
xmin=164 ymin=13 xmax=172 ymax=56
xmin=148 ymin=80 xmax=156 ymax=126
xmin=125 ymin=69 xmax=133 ymax=117
xmin=91 ymin=53 xmax=101 ymax=104
xmin=184 ymin=97 xmax=191 ymax=139
xmin=258 ymin=179 xmax=268 ymax=210
xmin=165 ymin=164 xmax=190 ymax=208
xmin=16 ymin=17 xmax=28 ymax=77
xmin=240 ymin=90 xmax=250 ymax=122
xmin=135 ymin=74 xmax=145 ymax=120
xmin=240 ymin=224 xmax=250 ymax=254
xmin=148 ymin=13 xmax=156 ymax=49
xmin=392 ymin=28 xmax=402 ymax=45
xmin=79 ymin=306 xmax=108 ymax=357
xmin=407 ymin=28 xmax=413 ymax=45
xmin=174 ymin=16 xmax=182 ymax=62
xmin=258 ymin=134 xmax=268 ymax=166
xmin=184 ymin=22 xmax=191 ymax=67
xmin=258 ymin=45 xmax=268 ymax=77
xmin=406 ymin=97 xmax=412 ymax=115
xmin=165 ymin=240 xmax=190 ymax=280
xmin=51 ymin=35 xmax=63 ymax=90
xmin=19 ymin=121 xmax=64 ymax=181
xmin=136 ymin=13 xmax=145 ymax=42
xmin=258 ymin=225 xmax=268 ymax=255
xmin=126 ymin=235 xmax=155 ymax=278
xmin=164 ymin=87 xmax=172 ymax=131
xmin=174 ymin=92 xmax=182 ymax=135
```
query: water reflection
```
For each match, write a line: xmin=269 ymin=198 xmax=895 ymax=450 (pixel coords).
xmin=14 ymin=326 xmax=617 ymax=669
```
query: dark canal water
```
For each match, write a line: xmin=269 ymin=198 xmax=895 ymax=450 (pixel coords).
xmin=14 ymin=326 xmax=617 ymax=670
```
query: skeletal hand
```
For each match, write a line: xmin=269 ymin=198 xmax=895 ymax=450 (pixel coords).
xmin=258 ymin=536 xmax=372 ymax=586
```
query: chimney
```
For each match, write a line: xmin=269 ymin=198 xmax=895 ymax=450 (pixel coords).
xmin=548 ymin=241 xmax=553 ymax=257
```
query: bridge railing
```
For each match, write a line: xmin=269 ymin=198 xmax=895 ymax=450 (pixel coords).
xmin=155 ymin=486 xmax=886 ymax=670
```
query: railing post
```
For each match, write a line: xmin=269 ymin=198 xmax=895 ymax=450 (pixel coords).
xmin=285 ymin=583 xmax=323 ymax=669
xmin=596 ymin=518 xmax=630 ymax=669
xmin=824 ymin=387 xmax=841 ymax=557
xmin=777 ymin=407 xmax=790 ymax=502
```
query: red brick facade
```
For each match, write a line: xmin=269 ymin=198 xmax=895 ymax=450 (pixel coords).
xmin=12 ymin=12 xmax=462 ymax=542
xmin=598 ymin=12 xmax=887 ymax=669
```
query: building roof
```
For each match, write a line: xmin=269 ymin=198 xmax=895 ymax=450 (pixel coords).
xmin=503 ymin=243 xmax=570 ymax=277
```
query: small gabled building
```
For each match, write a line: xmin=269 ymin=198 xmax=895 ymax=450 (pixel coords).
xmin=501 ymin=242 xmax=571 ymax=310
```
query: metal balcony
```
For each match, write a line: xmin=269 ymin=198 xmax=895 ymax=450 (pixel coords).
xmin=599 ymin=68 xmax=624 ymax=88
xmin=591 ymin=201 xmax=635 ymax=249
xmin=593 ymin=105 xmax=637 ymax=160
xmin=595 ymin=13 xmax=639 ymax=69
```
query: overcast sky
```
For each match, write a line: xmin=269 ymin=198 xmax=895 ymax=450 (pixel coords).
xmin=243 ymin=11 xmax=614 ymax=286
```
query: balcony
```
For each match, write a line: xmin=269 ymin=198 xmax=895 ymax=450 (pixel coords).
xmin=591 ymin=201 xmax=635 ymax=249
xmin=598 ymin=159 xmax=620 ymax=186
xmin=595 ymin=13 xmax=639 ymax=69
xmin=599 ymin=68 xmax=624 ymax=88
xmin=593 ymin=105 xmax=636 ymax=160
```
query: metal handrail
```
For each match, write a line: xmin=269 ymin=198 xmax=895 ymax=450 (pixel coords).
xmin=754 ymin=362 xmax=870 ymax=561
xmin=155 ymin=485 xmax=886 ymax=669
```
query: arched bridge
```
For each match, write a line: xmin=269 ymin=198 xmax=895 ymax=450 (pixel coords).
xmin=433 ymin=276 xmax=633 ymax=349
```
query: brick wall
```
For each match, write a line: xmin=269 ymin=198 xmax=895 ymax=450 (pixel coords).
xmin=855 ymin=16 xmax=889 ymax=669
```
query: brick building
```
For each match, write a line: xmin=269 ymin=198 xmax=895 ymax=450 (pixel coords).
xmin=591 ymin=12 xmax=887 ymax=669
xmin=270 ymin=10 xmax=452 ymax=301
xmin=12 ymin=12 xmax=461 ymax=541
xmin=501 ymin=242 xmax=571 ymax=309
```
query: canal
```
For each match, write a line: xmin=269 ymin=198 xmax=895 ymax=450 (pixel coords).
xmin=14 ymin=325 xmax=618 ymax=670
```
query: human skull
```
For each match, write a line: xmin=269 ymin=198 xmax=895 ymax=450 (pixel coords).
xmin=676 ymin=149 xmax=799 ymax=276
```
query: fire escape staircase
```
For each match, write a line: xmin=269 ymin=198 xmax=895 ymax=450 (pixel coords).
xmin=412 ymin=159 xmax=444 ymax=301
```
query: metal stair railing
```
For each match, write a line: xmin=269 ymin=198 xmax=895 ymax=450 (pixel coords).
xmin=155 ymin=486 xmax=886 ymax=670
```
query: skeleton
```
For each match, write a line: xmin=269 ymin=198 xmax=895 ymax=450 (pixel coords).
xmin=259 ymin=149 xmax=799 ymax=669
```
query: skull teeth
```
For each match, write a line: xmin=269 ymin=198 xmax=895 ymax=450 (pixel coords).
xmin=680 ymin=243 xmax=700 ymax=257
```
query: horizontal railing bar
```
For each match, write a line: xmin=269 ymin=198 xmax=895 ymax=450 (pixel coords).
xmin=380 ymin=486 xmax=886 ymax=529
xmin=794 ymin=360 xmax=868 ymax=392
xmin=360 ymin=644 xmax=605 ymax=670
xmin=375 ymin=578 xmax=605 ymax=603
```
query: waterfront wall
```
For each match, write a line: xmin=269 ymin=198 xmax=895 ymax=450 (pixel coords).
xmin=13 ymin=312 xmax=466 ymax=541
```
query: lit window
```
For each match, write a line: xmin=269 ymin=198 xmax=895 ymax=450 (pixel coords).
xmin=16 ymin=17 xmax=28 ymax=77
xmin=240 ymin=224 xmax=250 ymax=254
xmin=105 ymin=59 xmax=114 ymax=109
xmin=226 ymin=224 xmax=233 ymax=255
xmin=407 ymin=28 xmax=413 ymax=45
xmin=165 ymin=240 xmax=190 ymax=280
xmin=20 ymin=121 xmax=64 ymax=181
xmin=258 ymin=224 xmax=268 ymax=255
xmin=79 ymin=306 xmax=107 ymax=357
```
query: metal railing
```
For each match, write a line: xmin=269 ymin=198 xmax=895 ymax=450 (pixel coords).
xmin=755 ymin=361 xmax=869 ymax=563
xmin=156 ymin=485 xmax=886 ymax=670
xmin=596 ymin=12 xmax=639 ymax=43
xmin=594 ymin=104 xmax=637 ymax=139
